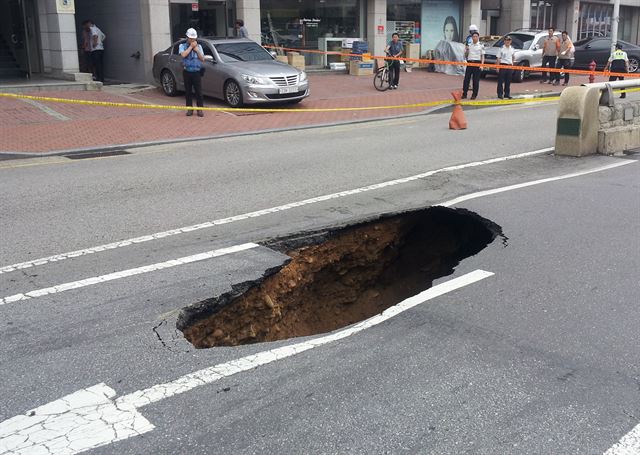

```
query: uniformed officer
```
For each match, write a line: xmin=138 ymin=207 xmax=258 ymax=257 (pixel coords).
xmin=604 ymin=43 xmax=630 ymax=99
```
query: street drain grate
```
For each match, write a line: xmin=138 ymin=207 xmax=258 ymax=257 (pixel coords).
xmin=64 ymin=150 xmax=131 ymax=160
xmin=178 ymin=206 xmax=503 ymax=348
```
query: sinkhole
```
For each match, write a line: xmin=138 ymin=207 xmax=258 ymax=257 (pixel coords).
xmin=177 ymin=206 xmax=503 ymax=348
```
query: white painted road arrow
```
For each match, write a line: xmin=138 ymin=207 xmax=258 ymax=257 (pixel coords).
xmin=1 ymin=271 xmax=495 ymax=454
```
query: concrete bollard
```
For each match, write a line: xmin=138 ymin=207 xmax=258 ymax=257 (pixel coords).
xmin=555 ymin=86 xmax=601 ymax=156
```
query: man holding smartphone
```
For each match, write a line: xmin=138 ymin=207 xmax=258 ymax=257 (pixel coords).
xmin=179 ymin=28 xmax=205 ymax=117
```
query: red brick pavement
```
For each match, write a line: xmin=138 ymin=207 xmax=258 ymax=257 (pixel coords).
xmin=0 ymin=70 xmax=607 ymax=154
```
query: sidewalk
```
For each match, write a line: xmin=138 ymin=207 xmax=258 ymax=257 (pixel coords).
xmin=0 ymin=70 xmax=609 ymax=155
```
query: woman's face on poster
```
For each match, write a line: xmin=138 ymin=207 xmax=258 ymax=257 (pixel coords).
xmin=444 ymin=23 xmax=455 ymax=41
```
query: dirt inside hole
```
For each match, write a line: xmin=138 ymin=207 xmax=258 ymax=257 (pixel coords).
xmin=178 ymin=206 xmax=502 ymax=348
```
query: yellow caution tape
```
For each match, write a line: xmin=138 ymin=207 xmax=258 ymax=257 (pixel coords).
xmin=0 ymin=91 xmax=564 ymax=113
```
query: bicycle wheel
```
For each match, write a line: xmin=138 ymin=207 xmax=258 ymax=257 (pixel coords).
xmin=373 ymin=68 xmax=390 ymax=91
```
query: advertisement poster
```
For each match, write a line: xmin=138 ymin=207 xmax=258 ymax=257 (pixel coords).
xmin=420 ymin=0 xmax=464 ymax=75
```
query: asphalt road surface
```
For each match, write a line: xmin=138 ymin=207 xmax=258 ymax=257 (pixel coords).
xmin=1 ymin=102 xmax=639 ymax=454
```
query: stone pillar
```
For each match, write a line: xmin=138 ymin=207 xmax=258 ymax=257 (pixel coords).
xmin=462 ymin=0 xmax=482 ymax=35
xmin=508 ymin=0 xmax=530 ymax=31
xmin=235 ymin=0 xmax=261 ymax=42
xmin=140 ymin=0 xmax=171 ymax=82
xmin=37 ymin=0 xmax=80 ymax=77
xmin=366 ymin=0 xmax=386 ymax=58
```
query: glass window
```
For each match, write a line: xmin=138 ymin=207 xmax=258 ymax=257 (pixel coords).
xmin=387 ymin=0 xmax=421 ymax=22
xmin=261 ymin=0 xmax=360 ymax=49
xmin=213 ymin=42 xmax=273 ymax=62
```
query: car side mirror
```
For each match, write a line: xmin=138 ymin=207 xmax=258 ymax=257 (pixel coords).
xmin=585 ymin=45 xmax=591 ymax=49
xmin=204 ymin=55 xmax=215 ymax=63
xmin=533 ymin=44 xmax=539 ymax=51
xmin=269 ymin=51 xmax=277 ymax=58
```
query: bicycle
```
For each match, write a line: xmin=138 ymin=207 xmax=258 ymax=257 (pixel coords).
xmin=373 ymin=53 xmax=393 ymax=91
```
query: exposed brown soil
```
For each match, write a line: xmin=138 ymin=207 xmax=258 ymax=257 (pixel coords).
xmin=178 ymin=207 xmax=500 ymax=348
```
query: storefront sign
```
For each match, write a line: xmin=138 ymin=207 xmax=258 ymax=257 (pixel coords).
xmin=191 ymin=3 xmax=199 ymax=11
xmin=301 ymin=18 xmax=321 ymax=28
xmin=56 ymin=0 xmax=75 ymax=14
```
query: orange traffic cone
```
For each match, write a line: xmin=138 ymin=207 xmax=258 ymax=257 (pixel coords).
xmin=449 ymin=90 xmax=467 ymax=130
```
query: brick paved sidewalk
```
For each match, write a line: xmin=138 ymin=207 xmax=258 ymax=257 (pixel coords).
xmin=0 ymin=70 xmax=604 ymax=155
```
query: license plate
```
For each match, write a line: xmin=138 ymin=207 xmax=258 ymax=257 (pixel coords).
xmin=279 ymin=86 xmax=297 ymax=94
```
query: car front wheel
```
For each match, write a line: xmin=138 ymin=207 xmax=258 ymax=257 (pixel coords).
xmin=628 ymin=57 xmax=639 ymax=73
xmin=224 ymin=80 xmax=243 ymax=107
xmin=512 ymin=61 xmax=529 ymax=83
xmin=161 ymin=70 xmax=178 ymax=97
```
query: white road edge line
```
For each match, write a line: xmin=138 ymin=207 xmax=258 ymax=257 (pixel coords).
xmin=0 ymin=243 xmax=259 ymax=307
xmin=0 ymin=148 xmax=552 ymax=275
xmin=604 ymin=422 xmax=640 ymax=455
xmin=0 ymin=270 xmax=493 ymax=455
xmin=438 ymin=160 xmax=635 ymax=207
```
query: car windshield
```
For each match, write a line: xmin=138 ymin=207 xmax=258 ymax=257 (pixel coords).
xmin=493 ymin=33 xmax=534 ymax=50
xmin=214 ymin=42 xmax=273 ymax=63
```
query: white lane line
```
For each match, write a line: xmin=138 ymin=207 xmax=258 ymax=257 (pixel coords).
xmin=0 ymin=270 xmax=492 ymax=455
xmin=604 ymin=422 xmax=640 ymax=455
xmin=439 ymin=160 xmax=636 ymax=207
xmin=0 ymin=243 xmax=258 ymax=307
xmin=0 ymin=148 xmax=552 ymax=275
xmin=116 ymin=269 xmax=494 ymax=408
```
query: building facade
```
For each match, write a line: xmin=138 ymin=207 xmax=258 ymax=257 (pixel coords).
xmin=1 ymin=0 xmax=638 ymax=84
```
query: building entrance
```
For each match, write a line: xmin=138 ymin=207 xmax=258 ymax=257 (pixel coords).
xmin=0 ymin=0 xmax=41 ymax=79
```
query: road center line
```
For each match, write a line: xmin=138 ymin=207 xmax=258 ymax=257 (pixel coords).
xmin=0 ymin=148 xmax=551 ymax=275
xmin=119 ymin=268 xmax=492 ymax=406
xmin=0 ymin=243 xmax=258 ymax=307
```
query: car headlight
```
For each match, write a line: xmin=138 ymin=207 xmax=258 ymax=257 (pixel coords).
xmin=299 ymin=71 xmax=307 ymax=82
xmin=241 ymin=74 xmax=266 ymax=85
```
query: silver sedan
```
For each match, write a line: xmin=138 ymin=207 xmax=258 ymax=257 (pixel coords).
xmin=152 ymin=38 xmax=309 ymax=107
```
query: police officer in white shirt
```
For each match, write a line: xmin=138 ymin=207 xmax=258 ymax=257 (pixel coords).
xmin=495 ymin=35 xmax=516 ymax=99
xmin=462 ymin=31 xmax=484 ymax=100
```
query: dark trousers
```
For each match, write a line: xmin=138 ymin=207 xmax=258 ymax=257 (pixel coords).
xmin=80 ymin=51 xmax=92 ymax=74
xmin=609 ymin=74 xmax=626 ymax=98
xmin=463 ymin=63 xmax=481 ymax=97
xmin=389 ymin=60 xmax=400 ymax=86
xmin=541 ymin=55 xmax=556 ymax=82
xmin=90 ymin=50 xmax=104 ymax=82
xmin=497 ymin=68 xmax=513 ymax=98
xmin=183 ymin=70 xmax=204 ymax=108
xmin=555 ymin=58 xmax=572 ymax=83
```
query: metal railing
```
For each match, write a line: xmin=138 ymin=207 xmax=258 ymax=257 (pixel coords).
xmin=582 ymin=78 xmax=640 ymax=107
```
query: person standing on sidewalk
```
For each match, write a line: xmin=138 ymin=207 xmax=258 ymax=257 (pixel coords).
xmin=540 ymin=27 xmax=559 ymax=84
xmin=235 ymin=20 xmax=249 ymax=39
xmin=462 ymin=31 xmax=484 ymax=100
xmin=83 ymin=20 xmax=106 ymax=83
xmin=604 ymin=43 xmax=630 ymax=99
xmin=386 ymin=33 xmax=403 ymax=90
xmin=179 ymin=28 xmax=206 ymax=117
xmin=554 ymin=31 xmax=574 ymax=86
xmin=495 ymin=36 xmax=516 ymax=99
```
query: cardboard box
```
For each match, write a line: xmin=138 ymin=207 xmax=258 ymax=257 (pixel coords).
xmin=349 ymin=60 xmax=374 ymax=76
xmin=405 ymin=43 xmax=421 ymax=60
xmin=340 ymin=48 xmax=352 ymax=62
xmin=288 ymin=55 xmax=305 ymax=70
xmin=276 ymin=55 xmax=288 ymax=64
